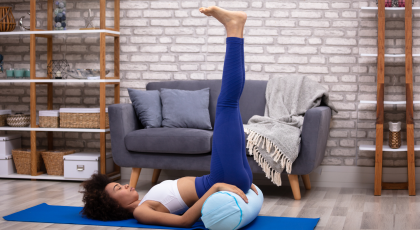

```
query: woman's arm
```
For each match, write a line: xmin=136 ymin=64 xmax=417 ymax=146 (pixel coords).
xmin=134 ymin=205 xmax=186 ymax=228
xmin=133 ymin=184 xmax=221 ymax=228
xmin=133 ymin=183 xmax=249 ymax=228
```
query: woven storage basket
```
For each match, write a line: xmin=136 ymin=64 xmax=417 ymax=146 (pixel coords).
xmin=7 ymin=113 xmax=30 ymax=127
xmin=39 ymin=110 xmax=59 ymax=128
xmin=41 ymin=150 xmax=75 ymax=176
xmin=60 ymin=109 xmax=109 ymax=129
xmin=0 ymin=7 xmax=16 ymax=32
xmin=12 ymin=148 xmax=46 ymax=175
xmin=39 ymin=116 xmax=59 ymax=128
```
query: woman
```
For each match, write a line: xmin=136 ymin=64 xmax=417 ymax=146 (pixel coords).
xmin=80 ymin=6 xmax=258 ymax=228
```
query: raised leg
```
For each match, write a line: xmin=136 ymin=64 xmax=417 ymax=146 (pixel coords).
xmin=129 ymin=167 xmax=141 ymax=188
xmin=288 ymin=174 xmax=301 ymax=200
xmin=237 ymin=40 xmax=252 ymax=185
xmin=194 ymin=6 xmax=250 ymax=198
xmin=152 ymin=169 xmax=162 ymax=184
xmin=196 ymin=37 xmax=250 ymax=196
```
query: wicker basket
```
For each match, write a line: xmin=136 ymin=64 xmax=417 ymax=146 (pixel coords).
xmin=41 ymin=150 xmax=75 ymax=176
xmin=12 ymin=148 xmax=46 ymax=175
xmin=0 ymin=7 xmax=16 ymax=32
xmin=39 ymin=116 xmax=59 ymax=128
xmin=7 ymin=113 xmax=30 ymax=127
xmin=60 ymin=112 xmax=109 ymax=129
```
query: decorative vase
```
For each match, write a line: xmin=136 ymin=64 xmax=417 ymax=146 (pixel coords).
xmin=54 ymin=0 xmax=67 ymax=30
xmin=0 ymin=7 xmax=16 ymax=32
xmin=388 ymin=121 xmax=401 ymax=149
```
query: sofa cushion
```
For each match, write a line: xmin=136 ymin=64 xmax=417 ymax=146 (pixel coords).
xmin=125 ymin=127 xmax=213 ymax=154
xmin=147 ymin=80 xmax=267 ymax=127
xmin=160 ymin=88 xmax=212 ymax=130
xmin=127 ymin=88 xmax=162 ymax=129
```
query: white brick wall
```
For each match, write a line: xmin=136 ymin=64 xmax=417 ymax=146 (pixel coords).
xmin=1 ymin=0 xmax=418 ymax=170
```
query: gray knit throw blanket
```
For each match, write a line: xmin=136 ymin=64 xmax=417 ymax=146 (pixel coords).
xmin=243 ymin=76 xmax=337 ymax=186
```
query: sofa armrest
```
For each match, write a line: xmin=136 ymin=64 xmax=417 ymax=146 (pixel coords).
xmin=109 ymin=103 xmax=141 ymax=166
xmin=290 ymin=106 xmax=331 ymax=175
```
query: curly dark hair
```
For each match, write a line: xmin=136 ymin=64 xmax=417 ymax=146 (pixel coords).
xmin=79 ymin=173 xmax=133 ymax=221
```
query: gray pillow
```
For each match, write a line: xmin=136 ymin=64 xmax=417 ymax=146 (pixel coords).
xmin=128 ymin=88 xmax=162 ymax=128
xmin=160 ymin=88 xmax=212 ymax=130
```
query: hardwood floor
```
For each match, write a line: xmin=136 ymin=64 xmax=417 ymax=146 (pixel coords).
xmin=1 ymin=178 xmax=420 ymax=230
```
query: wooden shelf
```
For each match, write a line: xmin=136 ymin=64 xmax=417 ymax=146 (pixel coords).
xmin=0 ymin=127 xmax=110 ymax=132
xmin=359 ymin=145 xmax=420 ymax=152
xmin=361 ymin=0 xmax=416 ymax=196
xmin=0 ymin=79 xmax=120 ymax=83
xmin=361 ymin=6 xmax=420 ymax=16
xmin=0 ymin=29 xmax=120 ymax=36
xmin=0 ymin=172 xmax=121 ymax=181
xmin=360 ymin=54 xmax=406 ymax=57
xmin=360 ymin=100 xmax=420 ymax=104
xmin=0 ymin=0 xmax=122 ymax=179
xmin=361 ymin=54 xmax=420 ymax=57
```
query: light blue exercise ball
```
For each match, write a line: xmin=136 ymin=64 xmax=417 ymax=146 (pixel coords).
xmin=201 ymin=185 xmax=264 ymax=230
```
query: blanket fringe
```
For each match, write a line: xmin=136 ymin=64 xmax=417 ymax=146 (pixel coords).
xmin=244 ymin=128 xmax=293 ymax=186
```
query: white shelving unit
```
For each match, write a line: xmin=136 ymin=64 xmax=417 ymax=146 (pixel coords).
xmin=0 ymin=0 xmax=121 ymax=182
xmin=0 ymin=79 xmax=120 ymax=83
xmin=359 ymin=145 xmax=420 ymax=151
xmin=0 ymin=172 xmax=120 ymax=180
xmin=361 ymin=6 xmax=420 ymax=16
xmin=360 ymin=2 xmax=417 ymax=195
xmin=360 ymin=100 xmax=420 ymax=104
xmin=360 ymin=54 xmax=406 ymax=57
xmin=0 ymin=29 xmax=120 ymax=36
xmin=0 ymin=127 xmax=110 ymax=132
xmin=361 ymin=54 xmax=420 ymax=57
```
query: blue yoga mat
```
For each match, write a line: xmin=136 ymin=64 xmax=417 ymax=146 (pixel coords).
xmin=3 ymin=203 xmax=319 ymax=230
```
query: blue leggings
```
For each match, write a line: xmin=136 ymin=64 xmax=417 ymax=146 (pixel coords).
xmin=195 ymin=37 xmax=253 ymax=198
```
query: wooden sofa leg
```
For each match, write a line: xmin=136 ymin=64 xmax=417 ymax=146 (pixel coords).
xmin=152 ymin=169 xmax=162 ymax=184
xmin=129 ymin=168 xmax=142 ymax=188
xmin=301 ymin=174 xmax=311 ymax=190
xmin=288 ymin=174 xmax=301 ymax=200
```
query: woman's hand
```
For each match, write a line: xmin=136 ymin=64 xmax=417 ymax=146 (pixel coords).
xmin=214 ymin=183 xmax=248 ymax=203
xmin=250 ymin=184 xmax=258 ymax=195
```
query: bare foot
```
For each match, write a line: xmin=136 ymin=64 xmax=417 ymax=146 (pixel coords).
xmin=199 ymin=6 xmax=247 ymax=38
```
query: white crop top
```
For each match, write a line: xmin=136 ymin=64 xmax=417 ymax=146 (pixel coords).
xmin=138 ymin=179 xmax=189 ymax=215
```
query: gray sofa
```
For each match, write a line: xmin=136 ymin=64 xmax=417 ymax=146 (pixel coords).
xmin=109 ymin=80 xmax=332 ymax=200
